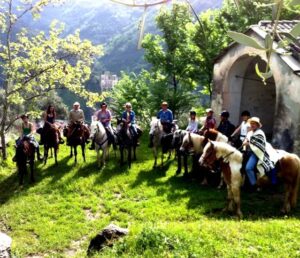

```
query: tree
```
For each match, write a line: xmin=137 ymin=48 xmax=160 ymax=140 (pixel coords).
xmin=142 ymin=3 xmax=200 ymax=118
xmin=0 ymin=0 xmax=103 ymax=159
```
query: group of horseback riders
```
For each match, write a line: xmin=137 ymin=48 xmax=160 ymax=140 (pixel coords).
xmin=14 ymin=99 xmax=279 ymax=189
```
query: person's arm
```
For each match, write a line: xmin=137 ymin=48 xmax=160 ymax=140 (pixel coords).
xmin=43 ymin=112 xmax=47 ymax=122
xmin=29 ymin=122 xmax=34 ymax=135
xmin=107 ymin=110 xmax=112 ymax=122
xmin=82 ymin=110 xmax=85 ymax=123
xmin=231 ymin=124 xmax=241 ymax=137
xmin=68 ymin=111 xmax=72 ymax=123
xmin=157 ymin=110 xmax=161 ymax=119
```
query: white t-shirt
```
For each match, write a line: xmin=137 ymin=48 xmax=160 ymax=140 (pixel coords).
xmin=186 ymin=120 xmax=199 ymax=133
xmin=240 ymin=121 xmax=250 ymax=141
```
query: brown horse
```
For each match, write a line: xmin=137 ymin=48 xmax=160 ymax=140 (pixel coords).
xmin=43 ymin=122 xmax=61 ymax=165
xmin=199 ymin=141 xmax=300 ymax=218
xmin=64 ymin=123 xmax=90 ymax=163
xmin=15 ymin=138 xmax=35 ymax=185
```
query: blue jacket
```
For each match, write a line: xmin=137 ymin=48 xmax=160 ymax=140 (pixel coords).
xmin=157 ymin=109 xmax=173 ymax=123
xmin=122 ymin=110 xmax=136 ymax=124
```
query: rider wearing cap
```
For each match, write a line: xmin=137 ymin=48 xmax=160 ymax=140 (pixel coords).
xmin=217 ymin=110 xmax=236 ymax=138
xmin=157 ymin=101 xmax=173 ymax=133
xmin=67 ymin=102 xmax=89 ymax=145
xmin=186 ymin=110 xmax=199 ymax=133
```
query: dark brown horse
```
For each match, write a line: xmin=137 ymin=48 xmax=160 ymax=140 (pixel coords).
xmin=15 ymin=138 xmax=35 ymax=185
xmin=43 ymin=122 xmax=61 ymax=165
xmin=199 ymin=141 xmax=300 ymax=218
xmin=64 ymin=123 xmax=90 ymax=163
xmin=116 ymin=118 xmax=140 ymax=168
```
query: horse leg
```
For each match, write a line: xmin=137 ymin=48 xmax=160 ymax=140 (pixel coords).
xmin=30 ymin=158 xmax=35 ymax=183
xmin=231 ymin=184 xmax=242 ymax=219
xmin=82 ymin=143 xmax=86 ymax=162
xmin=161 ymin=148 xmax=164 ymax=167
xmin=153 ymin=147 xmax=157 ymax=168
xmin=44 ymin=146 xmax=48 ymax=165
xmin=176 ymin=149 xmax=182 ymax=175
xmin=120 ymin=147 xmax=124 ymax=166
xmin=281 ymin=184 xmax=292 ymax=214
xmin=96 ymin=148 xmax=101 ymax=168
xmin=128 ymin=146 xmax=131 ymax=168
xmin=50 ymin=148 xmax=53 ymax=158
xmin=19 ymin=167 xmax=24 ymax=186
xmin=74 ymin=146 xmax=77 ymax=164
xmin=54 ymin=147 xmax=58 ymax=166
xmin=70 ymin=146 xmax=73 ymax=158
xmin=133 ymin=146 xmax=137 ymax=161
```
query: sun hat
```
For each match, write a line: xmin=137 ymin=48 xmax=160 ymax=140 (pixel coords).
xmin=161 ymin=101 xmax=168 ymax=106
xmin=206 ymin=108 xmax=213 ymax=113
xmin=248 ymin=117 xmax=262 ymax=128
xmin=73 ymin=102 xmax=80 ymax=106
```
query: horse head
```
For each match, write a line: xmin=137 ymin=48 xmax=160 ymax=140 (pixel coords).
xmin=180 ymin=133 xmax=205 ymax=155
xmin=199 ymin=141 xmax=217 ymax=169
xmin=90 ymin=121 xmax=106 ymax=141
xmin=172 ymin=129 xmax=187 ymax=149
xmin=150 ymin=118 xmax=162 ymax=136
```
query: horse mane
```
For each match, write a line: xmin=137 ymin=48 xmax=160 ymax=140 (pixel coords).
xmin=210 ymin=141 xmax=242 ymax=163
xmin=204 ymin=129 xmax=228 ymax=143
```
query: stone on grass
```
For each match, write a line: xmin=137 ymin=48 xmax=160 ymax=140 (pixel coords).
xmin=0 ymin=232 xmax=12 ymax=258
xmin=87 ymin=224 xmax=129 ymax=255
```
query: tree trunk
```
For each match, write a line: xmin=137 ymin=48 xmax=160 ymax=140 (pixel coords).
xmin=0 ymin=102 xmax=9 ymax=160
xmin=0 ymin=131 xmax=7 ymax=160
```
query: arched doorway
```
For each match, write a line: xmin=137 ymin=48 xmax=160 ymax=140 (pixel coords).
xmin=224 ymin=56 xmax=276 ymax=140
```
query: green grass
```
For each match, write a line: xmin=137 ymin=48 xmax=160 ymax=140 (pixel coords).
xmin=1 ymin=135 xmax=300 ymax=257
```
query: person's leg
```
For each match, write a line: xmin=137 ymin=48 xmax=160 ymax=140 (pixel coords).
xmin=245 ymin=152 xmax=258 ymax=186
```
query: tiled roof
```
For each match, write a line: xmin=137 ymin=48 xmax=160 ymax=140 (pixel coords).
xmin=258 ymin=20 xmax=300 ymax=35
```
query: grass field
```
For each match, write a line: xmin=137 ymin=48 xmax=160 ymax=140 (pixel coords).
xmin=1 ymin=135 xmax=300 ymax=257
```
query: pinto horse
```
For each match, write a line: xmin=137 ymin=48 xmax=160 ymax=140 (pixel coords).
xmin=116 ymin=118 xmax=139 ymax=168
xmin=64 ymin=122 xmax=89 ymax=163
xmin=199 ymin=141 xmax=300 ymax=218
xmin=15 ymin=138 xmax=35 ymax=185
xmin=42 ymin=122 xmax=60 ymax=165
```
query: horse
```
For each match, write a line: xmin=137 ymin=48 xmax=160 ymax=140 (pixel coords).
xmin=172 ymin=129 xmax=188 ymax=175
xmin=42 ymin=122 xmax=61 ymax=166
xmin=149 ymin=118 xmax=173 ymax=168
xmin=90 ymin=121 xmax=110 ymax=167
xmin=15 ymin=138 xmax=35 ymax=186
xmin=199 ymin=141 xmax=300 ymax=218
xmin=116 ymin=118 xmax=139 ymax=168
xmin=64 ymin=122 xmax=89 ymax=163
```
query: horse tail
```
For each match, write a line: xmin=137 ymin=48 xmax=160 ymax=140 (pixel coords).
xmin=291 ymin=154 xmax=300 ymax=208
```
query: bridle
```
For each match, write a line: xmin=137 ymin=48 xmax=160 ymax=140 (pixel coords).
xmin=94 ymin=123 xmax=108 ymax=147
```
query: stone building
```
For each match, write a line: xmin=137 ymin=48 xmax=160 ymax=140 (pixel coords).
xmin=212 ymin=20 xmax=300 ymax=153
xmin=100 ymin=71 xmax=118 ymax=91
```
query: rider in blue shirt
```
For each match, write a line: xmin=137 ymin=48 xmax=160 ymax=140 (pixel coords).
xmin=157 ymin=101 xmax=173 ymax=133
xmin=121 ymin=102 xmax=138 ymax=138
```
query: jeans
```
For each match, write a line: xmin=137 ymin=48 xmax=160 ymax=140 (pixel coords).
xmin=245 ymin=152 xmax=258 ymax=186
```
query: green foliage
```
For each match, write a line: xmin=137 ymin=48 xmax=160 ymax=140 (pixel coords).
xmin=0 ymin=0 xmax=103 ymax=159
xmin=1 ymin=139 xmax=300 ymax=257
xmin=142 ymin=3 xmax=200 ymax=117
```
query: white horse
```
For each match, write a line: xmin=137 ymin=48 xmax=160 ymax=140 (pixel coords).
xmin=149 ymin=117 xmax=172 ymax=168
xmin=90 ymin=121 xmax=110 ymax=167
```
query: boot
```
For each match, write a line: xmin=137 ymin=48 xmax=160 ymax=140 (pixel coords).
xmin=148 ymin=134 xmax=154 ymax=148
xmin=89 ymin=139 xmax=95 ymax=150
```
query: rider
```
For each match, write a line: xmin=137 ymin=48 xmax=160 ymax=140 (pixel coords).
xmin=41 ymin=105 xmax=63 ymax=144
xmin=13 ymin=114 xmax=43 ymax=161
xmin=231 ymin=110 xmax=251 ymax=148
xmin=199 ymin=108 xmax=216 ymax=134
xmin=67 ymin=102 xmax=89 ymax=145
xmin=149 ymin=101 xmax=173 ymax=148
xmin=157 ymin=101 xmax=173 ymax=133
xmin=121 ymin=102 xmax=139 ymax=143
xmin=90 ymin=102 xmax=116 ymax=150
xmin=217 ymin=110 xmax=236 ymax=138
xmin=242 ymin=117 xmax=278 ymax=190
xmin=186 ymin=110 xmax=199 ymax=133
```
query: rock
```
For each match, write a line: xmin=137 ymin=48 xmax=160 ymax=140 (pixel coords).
xmin=0 ymin=232 xmax=12 ymax=258
xmin=87 ymin=224 xmax=129 ymax=255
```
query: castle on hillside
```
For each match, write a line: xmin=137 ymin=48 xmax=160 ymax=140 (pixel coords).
xmin=100 ymin=71 xmax=118 ymax=91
